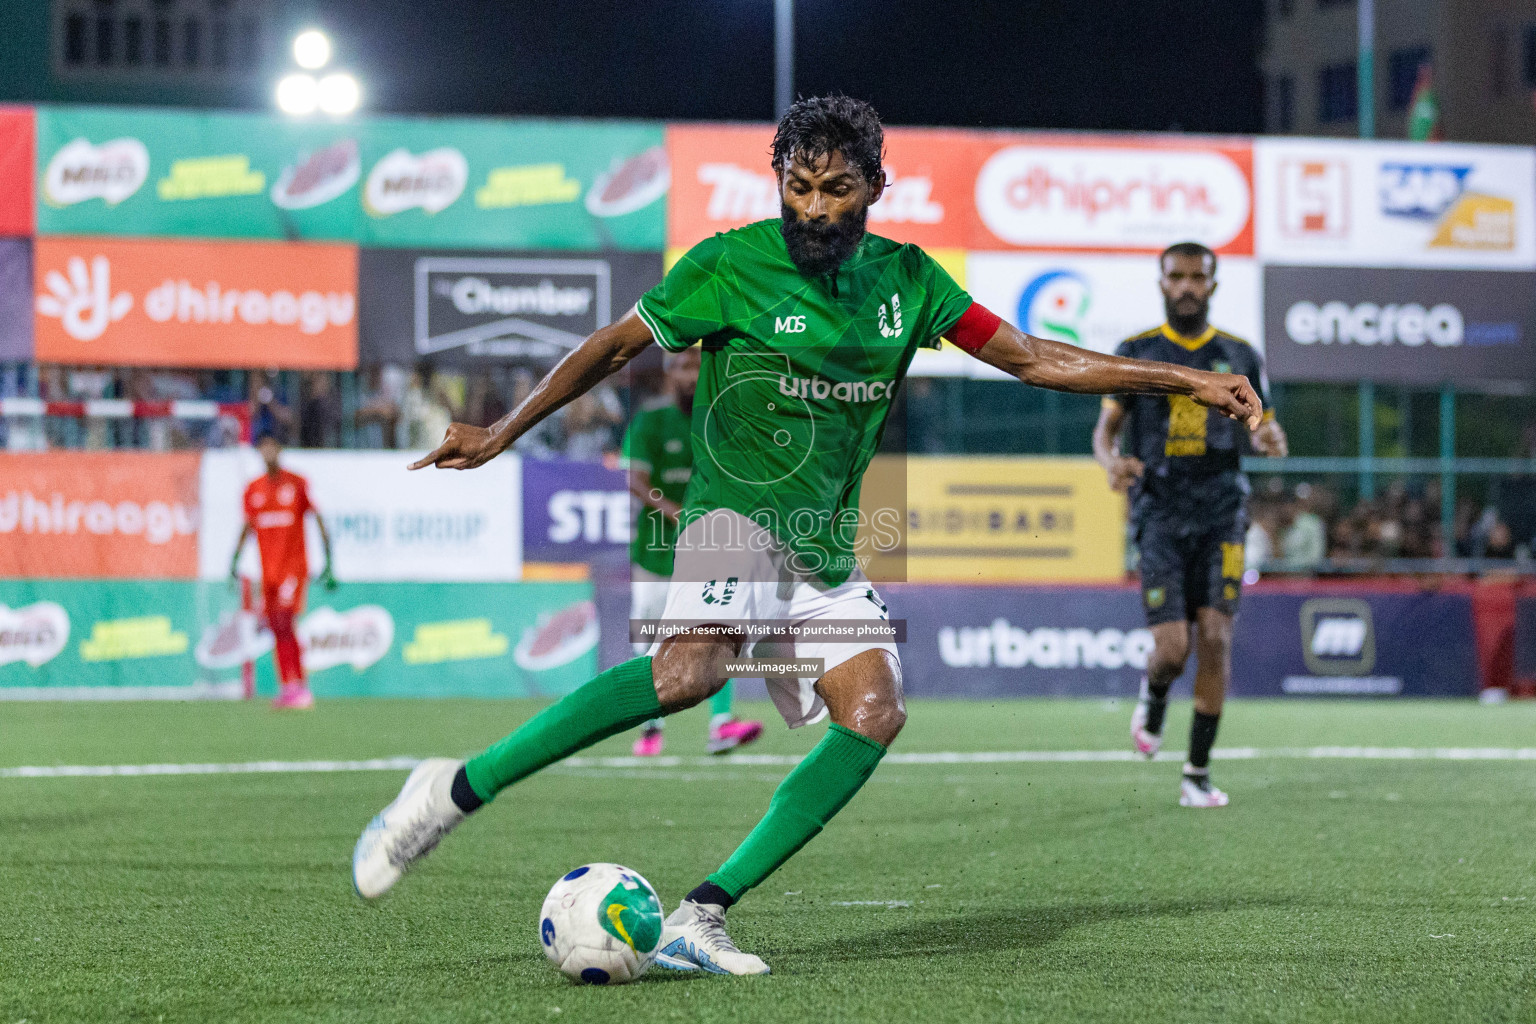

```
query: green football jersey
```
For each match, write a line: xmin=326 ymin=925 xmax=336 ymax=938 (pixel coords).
xmin=621 ymin=399 xmax=693 ymax=576
xmin=635 ymin=219 xmax=973 ymax=585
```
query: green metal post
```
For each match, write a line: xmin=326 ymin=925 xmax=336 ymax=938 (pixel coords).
xmin=1358 ymin=0 xmax=1375 ymax=138
xmin=1358 ymin=381 xmax=1375 ymax=500
xmin=1439 ymin=385 xmax=1455 ymax=547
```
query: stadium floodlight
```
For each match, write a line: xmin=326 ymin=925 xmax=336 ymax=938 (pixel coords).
xmin=292 ymin=29 xmax=332 ymax=70
xmin=276 ymin=73 xmax=319 ymax=115
xmin=317 ymin=73 xmax=361 ymax=116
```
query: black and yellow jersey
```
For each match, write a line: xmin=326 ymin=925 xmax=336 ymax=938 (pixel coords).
xmin=1107 ymin=323 xmax=1272 ymax=527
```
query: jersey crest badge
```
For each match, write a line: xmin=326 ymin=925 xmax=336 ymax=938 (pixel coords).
xmin=877 ymin=294 xmax=904 ymax=339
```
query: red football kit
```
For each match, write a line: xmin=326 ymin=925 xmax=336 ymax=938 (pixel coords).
xmin=243 ymin=469 xmax=313 ymax=685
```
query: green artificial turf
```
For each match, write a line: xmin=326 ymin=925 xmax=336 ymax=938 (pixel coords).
xmin=2 ymin=698 xmax=1534 ymax=1023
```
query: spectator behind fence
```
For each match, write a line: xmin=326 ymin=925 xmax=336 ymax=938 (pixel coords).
xmin=355 ymin=364 xmax=406 ymax=449
xmin=1280 ymin=484 xmax=1327 ymax=569
xmin=506 ymin=367 xmax=561 ymax=458
xmin=557 ymin=385 xmax=623 ymax=461
xmin=250 ymin=369 xmax=296 ymax=446
xmin=299 ymin=371 xmax=344 ymax=449
xmin=401 ymin=362 xmax=458 ymax=450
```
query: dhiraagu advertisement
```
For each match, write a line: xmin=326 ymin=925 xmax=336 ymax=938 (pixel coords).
xmin=35 ymin=106 xmax=667 ymax=250
xmin=0 ymin=579 xmax=597 ymax=699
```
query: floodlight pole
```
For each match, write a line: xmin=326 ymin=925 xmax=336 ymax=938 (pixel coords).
xmin=1357 ymin=0 xmax=1374 ymax=139
xmin=775 ymin=0 xmax=794 ymax=119
xmin=1356 ymin=0 xmax=1375 ymax=500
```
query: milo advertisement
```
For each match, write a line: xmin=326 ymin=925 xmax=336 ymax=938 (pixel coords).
xmin=0 ymin=579 xmax=597 ymax=699
xmin=35 ymin=106 xmax=667 ymax=250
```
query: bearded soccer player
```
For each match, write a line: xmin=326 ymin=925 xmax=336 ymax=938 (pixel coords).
xmin=1093 ymin=242 xmax=1288 ymax=808
xmin=351 ymin=97 xmax=1261 ymax=974
xmin=230 ymin=433 xmax=336 ymax=710
xmin=626 ymin=347 xmax=765 ymax=757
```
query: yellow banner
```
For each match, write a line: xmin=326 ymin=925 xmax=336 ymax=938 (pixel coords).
xmin=859 ymin=456 xmax=1126 ymax=583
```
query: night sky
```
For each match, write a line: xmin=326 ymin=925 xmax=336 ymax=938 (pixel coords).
xmin=318 ymin=0 xmax=1266 ymax=132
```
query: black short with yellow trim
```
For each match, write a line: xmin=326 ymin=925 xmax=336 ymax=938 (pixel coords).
xmin=1135 ymin=513 xmax=1247 ymax=626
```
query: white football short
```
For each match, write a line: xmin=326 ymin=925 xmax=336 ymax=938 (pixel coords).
xmin=645 ymin=507 xmax=898 ymax=729
xmin=630 ymin=566 xmax=672 ymax=657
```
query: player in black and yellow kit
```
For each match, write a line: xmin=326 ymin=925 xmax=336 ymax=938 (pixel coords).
xmin=1093 ymin=242 xmax=1288 ymax=808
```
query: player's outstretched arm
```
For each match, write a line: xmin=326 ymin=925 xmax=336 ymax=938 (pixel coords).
xmin=968 ymin=320 xmax=1263 ymax=430
xmin=409 ymin=309 xmax=657 ymax=471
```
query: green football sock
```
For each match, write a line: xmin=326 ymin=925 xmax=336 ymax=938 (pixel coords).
xmin=707 ymin=724 xmax=886 ymax=900
xmin=464 ymin=657 xmax=662 ymax=802
xmin=709 ymin=679 xmax=734 ymax=717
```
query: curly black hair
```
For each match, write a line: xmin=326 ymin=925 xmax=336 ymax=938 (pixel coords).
xmin=771 ymin=95 xmax=885 ymax=187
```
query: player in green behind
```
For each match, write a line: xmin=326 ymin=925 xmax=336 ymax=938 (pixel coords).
xmin=352 ymin=95 xmax=1263 ymax=975
xmin=626 ymin=347 xmax=764 ymax=756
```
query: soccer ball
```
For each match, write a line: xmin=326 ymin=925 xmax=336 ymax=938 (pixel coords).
xmin=539 ymin=863 xmax=664 ymax=984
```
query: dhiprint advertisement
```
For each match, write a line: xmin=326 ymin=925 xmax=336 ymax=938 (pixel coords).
xmin=33 ymin=236 xmax=358 ymax=368
xmin=970 ymin=134 xmax=1254 ymax=255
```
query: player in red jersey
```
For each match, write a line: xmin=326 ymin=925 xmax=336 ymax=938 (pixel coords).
xmin=230 ymin=432 xmax=335 ymax=710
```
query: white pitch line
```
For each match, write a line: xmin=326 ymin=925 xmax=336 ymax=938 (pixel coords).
xmin=4 ymin=747 xmax=1536 ymax=780
xmin=0 ymin=757 xmax=422 ymax=779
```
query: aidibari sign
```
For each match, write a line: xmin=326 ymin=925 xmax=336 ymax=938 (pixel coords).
xmin=33 ymin=236 xmax=357 ymax=368
xmin=861 ymin=456 xmax=1127 ymax=583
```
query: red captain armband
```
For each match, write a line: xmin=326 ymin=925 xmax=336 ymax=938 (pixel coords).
xmin=945 ymin=302 xmax=1003 ymax=354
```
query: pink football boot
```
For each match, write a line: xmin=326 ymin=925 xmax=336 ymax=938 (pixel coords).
xmin=272 ymin=684 xmax=316 ymax=710
xmin=707 ymin=716 xmax=763 ymax=755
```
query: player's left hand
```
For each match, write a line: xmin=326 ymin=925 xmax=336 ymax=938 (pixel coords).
xmin=1250 ymin=418 xmax=1289 ymax=458
xmin=319 ymin=566 xmax=339 ymax=591
xmin=1188 ymin=372 xmax=1263 ymax=432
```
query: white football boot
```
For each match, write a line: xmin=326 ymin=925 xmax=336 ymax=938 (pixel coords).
xmin=1178 ymin=766 xmax=1230 ymax=808
xmin=1130 ymin=679 xmax=1163 ymax=760
xmin=352 ymin=758 xmax=467 ymax=898
xmin=654 ymin=900 xmax=770 ymax=975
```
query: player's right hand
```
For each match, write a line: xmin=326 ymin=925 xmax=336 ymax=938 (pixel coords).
xmin=1189 ymin=372 xmax=1263 ymax=431
xmin=408 ymin=422 xmax=501 ymax=471
xmin=1105 ymin=456 xmax=1144 ymax=493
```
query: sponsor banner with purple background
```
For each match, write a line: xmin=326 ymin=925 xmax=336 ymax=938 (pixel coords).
xmin=883 ymin=583 xmax=1477 ymax=698
xmin=1517 ymin=596 xmax=1536 ymax=679
xmin=1263 ymin=265 xmax=1536 ymax=384
xmin=521 ymin=458 xmax=631 ymax=564
xmin=0 ymin=237 xmax=33 ymax=360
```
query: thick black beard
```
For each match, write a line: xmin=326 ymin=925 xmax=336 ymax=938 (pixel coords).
xmin=780 ymin=202 xmax=867 ymax=278
xmin=1164 ymin=296 xmax=1210 ymax=338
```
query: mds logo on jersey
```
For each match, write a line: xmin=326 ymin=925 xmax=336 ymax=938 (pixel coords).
xmin=1300 ymin=598 xmax=1376 ymax=675
xmin=775 ymin=315 xmax=806 ymax=334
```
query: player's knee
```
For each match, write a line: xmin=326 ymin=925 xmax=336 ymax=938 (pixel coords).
xmin=849 ymin=697 xmax=905 ymax=746
xmin=649 ymin=641 xmax=727 ymax=710
xmin=1150 ymin=633 xmax=1190 ymax=676
xmin=1195 ymin=614 xmax=1233 ymax=653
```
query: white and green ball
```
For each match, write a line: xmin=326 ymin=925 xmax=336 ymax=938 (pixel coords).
xmin=539 ymin=863 xmax=663 ymax=984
